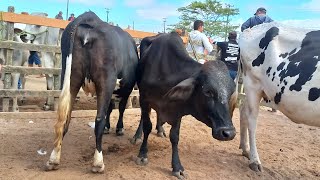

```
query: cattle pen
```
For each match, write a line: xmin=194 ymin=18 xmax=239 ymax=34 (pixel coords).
xmin=0 ymin=6 xmax=157 ymax=112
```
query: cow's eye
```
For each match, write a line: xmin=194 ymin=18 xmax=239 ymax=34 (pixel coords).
xmin=204 ymin=90 xmax=214 ymax=97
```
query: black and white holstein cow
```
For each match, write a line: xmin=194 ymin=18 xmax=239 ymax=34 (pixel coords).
xmin=23 ymin=12 xmax=61 ymax=110
xmin=132 ymin=32 xmax=237 ymax=179
xmin=238 ymin=22 xmax=320 ymax=172
xmin=45 ymin=12 xmax=138 ymax=172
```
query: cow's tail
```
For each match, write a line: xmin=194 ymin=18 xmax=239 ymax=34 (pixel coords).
xmin=230 ymin=58 xmax=242 ymax=118
xmin=55 ymin=34 xmax=75 ymax=145
xmin=55 ymin=12 xmax=101 ymax=145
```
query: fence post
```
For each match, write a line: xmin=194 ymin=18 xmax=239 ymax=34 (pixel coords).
xmin=53 ymin=52 xmax=61 ymax=111
xmin=2 ymin=6 xmax=15 ymax=112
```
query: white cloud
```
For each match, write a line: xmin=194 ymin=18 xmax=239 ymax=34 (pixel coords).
xmin=300 ymin=0 xmax=320 ymax=12
xmin=124 ymin=0 xmax=155 ymax=7
xmin=280 ymin=19 xmax=320 ymax=29
xmin=136 ymin=4 xmax=179 ymax=21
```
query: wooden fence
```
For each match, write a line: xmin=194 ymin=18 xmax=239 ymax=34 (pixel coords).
xmin=0 ymin=6 xmax=155 ymax=112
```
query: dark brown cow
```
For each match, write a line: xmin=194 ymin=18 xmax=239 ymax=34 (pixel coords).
xmin=46 ymin=11 xmax=138 ymax=173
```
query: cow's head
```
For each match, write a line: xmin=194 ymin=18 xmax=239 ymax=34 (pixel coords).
xmin=23 ymin=12 xmax=49 ymax=44
xmin=166 ymin=60 xmax=236 ymax=141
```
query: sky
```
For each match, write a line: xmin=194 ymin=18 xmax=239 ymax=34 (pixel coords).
xmin=1 ymin=0 xmax=320 ymax=33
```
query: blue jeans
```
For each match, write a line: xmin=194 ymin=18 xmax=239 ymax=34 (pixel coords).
xmin=229 ymin=70 xmax=237 ymax=80
xmin=18 ymin=78 xmax=22 ymax=89
xmin=28 ymin=51 xmax=41 ymax=65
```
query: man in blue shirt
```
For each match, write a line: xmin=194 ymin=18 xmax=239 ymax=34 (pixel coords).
xmin=241 ymin=7 xmax=273 ymax=32
xmin=241 ymin=7 xmax=276 ymax=112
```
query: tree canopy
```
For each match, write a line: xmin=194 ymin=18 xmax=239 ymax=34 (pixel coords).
xmin=169 ymin=0 xmax=239 ymax=40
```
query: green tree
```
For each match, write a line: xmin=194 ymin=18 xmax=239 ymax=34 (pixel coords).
xmin=169 ymin=0 xmax=239 ymax=39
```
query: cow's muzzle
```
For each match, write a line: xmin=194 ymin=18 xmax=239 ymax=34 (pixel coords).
xmin=212 ymin=127 xmax=236 ymax=141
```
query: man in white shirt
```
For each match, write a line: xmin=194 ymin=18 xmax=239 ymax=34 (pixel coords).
xmin=186 ymin=20 xmax=213 ymax=63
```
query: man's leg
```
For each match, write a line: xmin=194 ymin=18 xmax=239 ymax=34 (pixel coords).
xmin=28 ymin=51 xmax=35 ymax=67
xmin=229 ymin=70 xmax=237 ymax=80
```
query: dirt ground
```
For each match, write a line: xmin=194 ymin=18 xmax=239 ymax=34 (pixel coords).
xmin=0 ymin=76 xmax=319 ymax=180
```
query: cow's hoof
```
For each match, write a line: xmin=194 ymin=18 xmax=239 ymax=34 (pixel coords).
xmin=242 ymin=151 xmax=250 ymax=159
xmin=130 ymin=137 xmax=142 ymax=145
xmin=104 ymin=128 xmax=110 ymax=134
xmin=157 ymin=131 xmax=166 ymax=138
xmin=134 ymin=156 xmax=148 ymax=166
xmin=249 ymin=162 xmax=263 ymax=172
xmin=91 ymin=163 xmax=105 ymax=173
xmin=116 ymin=128 xmax=124 ymax=136
xmin=45 ymin=161 xmax=59 ymax=171
xmin=173 ymin=170 xmax=188 ymax=179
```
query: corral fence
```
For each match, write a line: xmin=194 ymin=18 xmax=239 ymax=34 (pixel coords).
xmin=0 ymin=6 xmax=155 ymax=112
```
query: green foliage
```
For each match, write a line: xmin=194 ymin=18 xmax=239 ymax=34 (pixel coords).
xmin=169 ymin=0 xmax=239 ymax=39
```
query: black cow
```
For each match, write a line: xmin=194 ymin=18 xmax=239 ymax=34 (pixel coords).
xmin=132 ymin=32 xmax=237 ymax=179
xmin=46 ymin=11 xmax=138 ymax=173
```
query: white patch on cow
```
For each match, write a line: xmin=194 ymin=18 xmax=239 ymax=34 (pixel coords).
xmin=115 ymin=78 xmax=122 ymax=91
xmin=61 ymin=54 xmax=72 ymax=95
xmin=113 ymin=79 xmax=122 ymax=101
xmin=83 ymin=33 xmax=89 ymax=46
xmin=294 ymin=62 xmax=301 ymax=66
xmin=93 ymin=149 xmax=105 ymax=172
xmin=48 ymin=147 xmax=61 ymax=164
xmin=82 ymin=78 xmax=96 ymax=96
xmin=314 ymin=55 xmax=319 ymax=59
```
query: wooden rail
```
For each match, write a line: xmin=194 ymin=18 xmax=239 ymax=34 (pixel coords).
xmin=1 ymin=11 xmax=158 ymax=39
xmin=0 ymin=41 xmax=60 ymax=53
xmin=0 ymin=7 xmax=148 ymax=112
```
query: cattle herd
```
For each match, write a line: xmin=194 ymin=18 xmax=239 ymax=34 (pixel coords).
xmin=1 ymin=11 xmax=320 ymax=179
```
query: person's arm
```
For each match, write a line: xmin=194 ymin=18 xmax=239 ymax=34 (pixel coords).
xmin=201 ymin=34 xmax=213 ymax=53
xmin=241 ymin=18 xmax=251 ymax=32
xmin=267 ymin=16 xmax=273 ymax=22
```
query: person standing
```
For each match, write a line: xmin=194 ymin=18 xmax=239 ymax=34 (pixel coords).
xmin=55 ymin=11 xmax=63 ymax=20
xmin=241 ymin=7 xmax=273 ymax=32
xmin=68 ymin=13 xmax=75 ymax=21
xmin=186 ymin=20 xmax=213 ymax=63
xmin=214 ymin=31 xmax=240 ymax=80
xmin=241 ymin=7 xmax=276 ymax=112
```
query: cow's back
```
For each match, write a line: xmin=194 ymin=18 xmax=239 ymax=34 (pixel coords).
xmin=138 ymin=32 xmax=201 ymax=96
xmin=239 ymin=22 xmax=320 ymax=126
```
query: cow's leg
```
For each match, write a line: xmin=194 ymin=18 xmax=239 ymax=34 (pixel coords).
xmin=115 ymin=89 xmax=133 ymax=136
xmin=92 ymin=76 xmax=116 ymax=173
xmin=239 ymin=101 xmax=249 ymax=159
xmin=43 ymin=74 xmax=54 ymax=110
xmin=46 ymin=55 xmax=84 ymax=171
xmin=156 ymin=112 xmax=166 ymax=137
xmin=170 ymin=119 xmax=186 ymax=179
xmin=42 ymin=52 xmax=55 ymax=111
xmin=240 ymin=89 xmax=262 ymax=172
xmin=46 ymin=82 xmax=82 ymax=171
xmin=135 ymin=99 xmax=152 ymax=165
xmin=104 ymin=100 xmax=114 ymax=134
xmin=131 ymin=116 xmax=143 ymax=144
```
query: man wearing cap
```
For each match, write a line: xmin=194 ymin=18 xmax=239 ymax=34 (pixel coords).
xmin=241 ymin=7 xmax=273 ymax=32
xmin=213 ymin=31 xmax=240 ymax=80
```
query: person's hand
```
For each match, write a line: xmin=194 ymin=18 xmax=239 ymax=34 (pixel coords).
xmin=204 ymin=49 xmax=208 ymax=55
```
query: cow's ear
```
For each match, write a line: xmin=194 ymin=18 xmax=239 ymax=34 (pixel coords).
xmin=165 ymin=77 xmax=196 ymax=101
